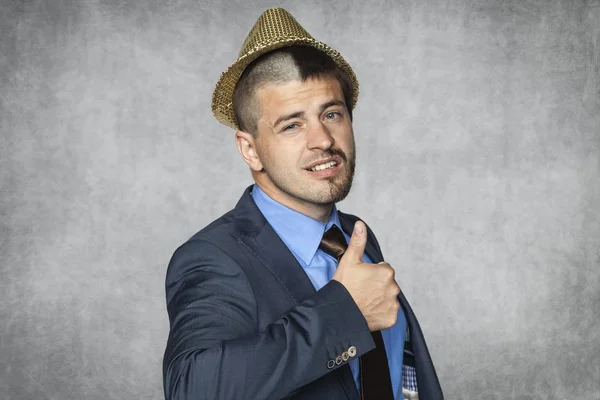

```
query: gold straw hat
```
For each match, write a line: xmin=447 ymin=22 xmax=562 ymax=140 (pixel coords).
xmin=211 ymin=7 xmax=359 ymax=130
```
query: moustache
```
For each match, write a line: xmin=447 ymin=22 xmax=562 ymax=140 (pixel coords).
xmin=308 ymin=149 xmax=347 ymax=164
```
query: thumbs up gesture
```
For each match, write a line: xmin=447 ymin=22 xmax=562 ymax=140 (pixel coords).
xmin=332 ymin=221 xmax=401 ymax=332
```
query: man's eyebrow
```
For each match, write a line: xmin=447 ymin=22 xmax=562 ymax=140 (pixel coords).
xmin=319 ymin=100 xmax=346 ymax=113
xmin=272 ymin=100 xmax=346 ymax=129
xmin=273 ymin=111 xmax=305 ymax=129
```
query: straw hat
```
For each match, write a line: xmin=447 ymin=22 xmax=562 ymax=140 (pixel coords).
xmin=211 ymin=7 xmax=359 ymax=130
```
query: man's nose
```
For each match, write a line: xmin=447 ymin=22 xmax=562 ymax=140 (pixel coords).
xmin=306 ymin=122 xmax=334 ymax=150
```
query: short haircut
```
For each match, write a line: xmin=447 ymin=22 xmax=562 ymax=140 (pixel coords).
xmin=232 ymin=46 xmax=355 ymax=135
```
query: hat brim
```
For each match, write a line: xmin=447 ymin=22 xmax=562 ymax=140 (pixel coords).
xmin=211 ymin=37 xmax=359 ymax=131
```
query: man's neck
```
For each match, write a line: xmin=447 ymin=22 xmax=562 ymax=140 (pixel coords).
xmin=254 ymin=182 xmax=333 ymax=224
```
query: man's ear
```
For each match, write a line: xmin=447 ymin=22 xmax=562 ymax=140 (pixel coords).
xmin=235 ymin=130 xmax=263 ymax=172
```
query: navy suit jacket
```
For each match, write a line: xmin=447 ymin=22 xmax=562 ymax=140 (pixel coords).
xmin=163 ymin=185 xmax=443 ymax=399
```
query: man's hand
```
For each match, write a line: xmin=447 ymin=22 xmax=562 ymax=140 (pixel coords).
xmin=332 ymin=220 xmax=401 ymax=332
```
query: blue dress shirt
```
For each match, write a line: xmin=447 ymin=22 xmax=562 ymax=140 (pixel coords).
xmin=251 ymin=184 xmax=407 ymax=400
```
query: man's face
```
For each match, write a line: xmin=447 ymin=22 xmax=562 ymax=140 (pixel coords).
xmin=250 ymin=76 xmax=356 ymax=212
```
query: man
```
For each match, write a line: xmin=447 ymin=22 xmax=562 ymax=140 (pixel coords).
xmin=163 ymin=8 xmax=443 ymax=400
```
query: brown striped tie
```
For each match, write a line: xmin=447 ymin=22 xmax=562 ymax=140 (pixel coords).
xmin=319 ymin=225 xmax=395 ymax=400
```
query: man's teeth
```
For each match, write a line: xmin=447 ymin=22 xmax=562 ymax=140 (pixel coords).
xmin=310 ymin=161 xmax=337 ymax=171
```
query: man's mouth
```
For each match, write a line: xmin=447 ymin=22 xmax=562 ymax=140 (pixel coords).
xmin=308 ymin=161 xmax=338 ymax=172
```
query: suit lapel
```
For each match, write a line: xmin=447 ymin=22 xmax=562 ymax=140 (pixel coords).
xmin=232 ymin=185 xmax=317 ymax=305
xmin=248 ymin=221 xmax=318 ymax=303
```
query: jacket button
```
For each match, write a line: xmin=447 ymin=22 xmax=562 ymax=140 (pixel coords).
xmin=348 ymin=346 xmax=357 ymax=357
xmin=342 ymin=351 xmax=349 ymax=362
xmin=335 ymin=355 xmax=343 ymax=365
xmin=327 ymin=359 xmax=336 ymax=369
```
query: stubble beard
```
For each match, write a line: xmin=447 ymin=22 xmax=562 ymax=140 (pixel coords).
xmin=263 ymin=147 xmax=356 ymax=207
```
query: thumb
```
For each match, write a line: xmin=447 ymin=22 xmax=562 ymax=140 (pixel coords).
xmin=344 ymin=221 xmax=367 ymax=261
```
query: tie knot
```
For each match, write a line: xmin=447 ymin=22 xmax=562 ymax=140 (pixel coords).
xmin=319 ymin=225 xmax=348 ymax=261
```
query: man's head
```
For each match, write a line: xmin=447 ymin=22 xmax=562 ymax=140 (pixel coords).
xmin=233 ymin=46 xmax=354 ymax=136
xmin=233 ymin=47 xmax=357 ymax=220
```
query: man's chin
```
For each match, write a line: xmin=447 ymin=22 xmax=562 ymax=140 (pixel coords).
xmin=317 ymin=182 xmax=353 ymax=205
xmin=297 ymin=186 xmax=348 ymax=205
xmin=329 ymin=187 xmax=352 ymax=204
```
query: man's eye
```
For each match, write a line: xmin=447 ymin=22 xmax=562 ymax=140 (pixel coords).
xmin=325 ymin=112 xmax=339 ymax=120
xmin=283 ymin=123 xmax=298 ymax=131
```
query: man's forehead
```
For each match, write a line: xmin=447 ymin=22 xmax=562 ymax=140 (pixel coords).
xmin=256 ymin=77 xmax=345 ymax=109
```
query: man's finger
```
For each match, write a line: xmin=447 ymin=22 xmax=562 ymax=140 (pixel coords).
xmin=343 ymin=221 xmax=367 ymax=261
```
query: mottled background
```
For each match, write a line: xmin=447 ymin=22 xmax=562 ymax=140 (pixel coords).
xmin=1 ymin=0 xmax=599 ymax=399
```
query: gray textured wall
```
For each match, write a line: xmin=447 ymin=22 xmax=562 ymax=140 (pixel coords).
xmin=1 ymin=0 xmax=599 ymax=399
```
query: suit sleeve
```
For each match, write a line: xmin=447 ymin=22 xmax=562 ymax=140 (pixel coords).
xmin=162 ymin=239 xmax=375 ymax=400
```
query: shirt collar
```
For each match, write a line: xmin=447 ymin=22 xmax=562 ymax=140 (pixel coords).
xmin=251 ymin=184 xmax=342 ymax=265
